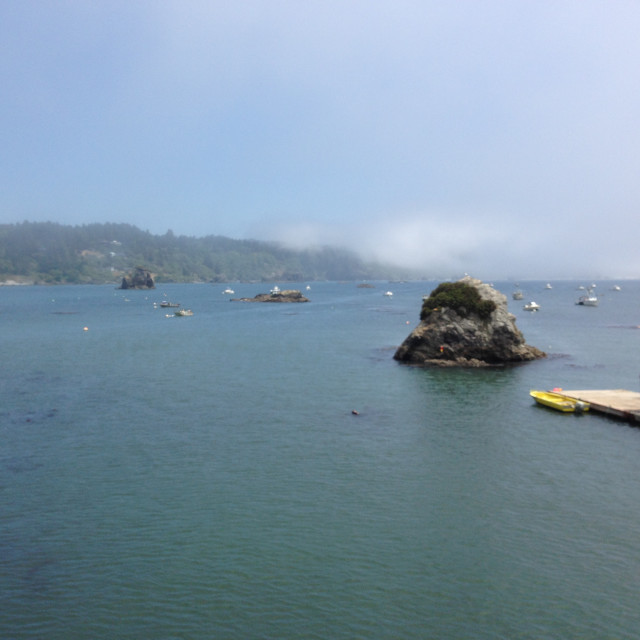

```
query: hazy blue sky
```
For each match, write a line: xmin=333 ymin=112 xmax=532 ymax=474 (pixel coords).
xmin=2 ymin=1 xmax=639 ymax=279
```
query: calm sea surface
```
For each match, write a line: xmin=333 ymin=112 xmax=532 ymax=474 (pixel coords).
xmin=2 ymin=280 xmax=640 ymax=639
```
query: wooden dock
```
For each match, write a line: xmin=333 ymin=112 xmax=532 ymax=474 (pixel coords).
xmin=562 ymin=389 xmax=640 ymax=424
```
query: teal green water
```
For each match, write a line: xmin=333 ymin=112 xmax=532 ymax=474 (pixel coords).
xmin=2 ymin=281 xmax=640 ymax=638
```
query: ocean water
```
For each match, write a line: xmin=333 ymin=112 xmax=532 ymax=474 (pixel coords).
xmin=2 ymin=280 xmax=640 ymax=639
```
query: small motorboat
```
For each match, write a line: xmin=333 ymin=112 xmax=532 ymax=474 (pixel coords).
xmin=545 ymin=283 xmax=552 ymax=289
xmin=530 ymin=390 xmax=589 ymax=413
xmin=222 ymin=288 xmax=235 ymax=294
xmin=160 ymin=301 xmax=180 ymax=308
xmin=512 ymin=290 xmax=523 ymax=300
xmin=384 ymin=291 xmax=393 ymax=297
xmin=576 ymin=289 xmax=598 ymax=306
xmin=174 ymin=309 xmax=194 ymax=317
xmin=523 ymin=301 xmax=540 ymax=311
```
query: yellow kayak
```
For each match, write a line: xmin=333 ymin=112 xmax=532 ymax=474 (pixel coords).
xmin=530 ymin=390 xmax=590 ymax=413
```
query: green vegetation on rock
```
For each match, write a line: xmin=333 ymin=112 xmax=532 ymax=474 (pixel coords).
xmin=420 ymin=281 xmax=496 ymax=321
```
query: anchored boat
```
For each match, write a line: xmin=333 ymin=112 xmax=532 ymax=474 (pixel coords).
xmin=530 ymin=390 xmax=590 ymax=413
xmin=576 ymin=289 xmax=599 ymax=306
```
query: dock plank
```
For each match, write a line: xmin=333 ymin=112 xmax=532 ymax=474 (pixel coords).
xmin=562 ymin=389 xmax=640 ymax=423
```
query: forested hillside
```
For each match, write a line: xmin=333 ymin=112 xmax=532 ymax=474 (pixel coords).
xmin=0 ymin=222 xmax=409 ymax=284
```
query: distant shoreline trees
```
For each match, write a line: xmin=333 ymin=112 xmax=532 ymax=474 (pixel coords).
xmin=0 ymin=221 xmax=413 ymax=284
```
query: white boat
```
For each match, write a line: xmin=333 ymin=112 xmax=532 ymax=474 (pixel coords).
xmin=545 ymin=283 xmax=552 ymax=289
xmin=384 ymin=291 xmax=393 ymax=297
xmin=612 ymin=285 xmax=621 ymax=291
xmin=270 ymin=286 xmax=280 ymax=294
xmin=175 ymin=308 xmax=194 ymax=316
xmin=576 ymin=289 xmax=598 ymax=306
xmin=222 ymin=288 xmax=234 ymax=294
xmin=523 ymin=301 xmax=540 ymax=311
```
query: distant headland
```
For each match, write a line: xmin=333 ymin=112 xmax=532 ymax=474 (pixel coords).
xmin=0 ymin=221 xmax=415 ymax=285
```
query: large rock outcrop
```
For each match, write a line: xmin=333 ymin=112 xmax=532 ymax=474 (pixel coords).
xmin=233 ymin=289 xmax=309 ymax=303
xmin=118 ymin=266 xmax=155 ymax=290
xmin=394 ymin=276 xmax=545 ymax=367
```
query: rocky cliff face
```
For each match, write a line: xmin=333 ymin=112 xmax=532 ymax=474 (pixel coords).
xmin=118 ymin=267 xmax=155 ymax=290
xmin=394 ymin=276 xmax=545 ymax=367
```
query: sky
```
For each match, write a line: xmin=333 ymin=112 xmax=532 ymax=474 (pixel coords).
xmin=1 ymin=0 xmax=639 ymax=279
